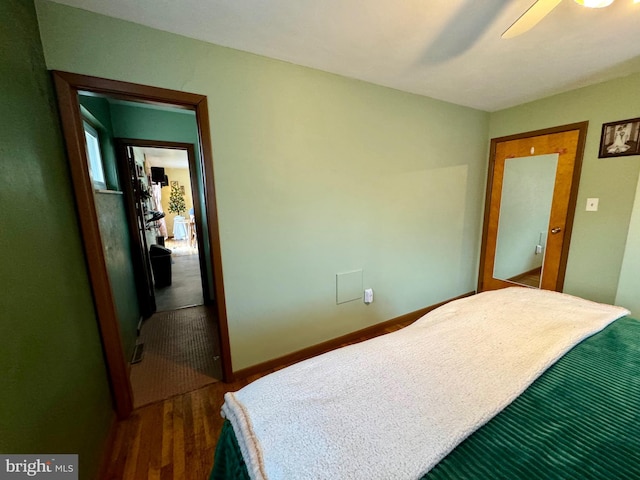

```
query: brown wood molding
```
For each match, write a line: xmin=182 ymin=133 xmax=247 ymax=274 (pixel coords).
xmin=53 ymin=72 xmax=134 ymax=418
xmin=556 ymin=122 xmax=588 ymax=291
xmin=195 ymin=96 xmax=234 ymax=382
xmin=490 ymin=122 xmax=590 ymax=144
xmin=477 ymin=138 xmax=498 ymax=293
xmin=52 ymin=71 xmax=203 ymax=108
xmin=233 ymin=291 xmax=475 ymax=380
xmin=51 ymin=71 xmax=234 ymax=422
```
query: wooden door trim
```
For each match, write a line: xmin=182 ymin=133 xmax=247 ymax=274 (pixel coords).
xmin=52 ymin=71 xmax=234 ymax=419
xmin=52 ymin=72 xmax=134 ymax=418
xmin=478 ymin=121 xmax=589 ymax=293
xmin=555 ymin=124 xmax=588 ymax=290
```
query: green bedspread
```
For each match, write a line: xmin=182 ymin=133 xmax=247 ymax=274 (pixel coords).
xmin=211 ymin=317 xmax=640 ymax=479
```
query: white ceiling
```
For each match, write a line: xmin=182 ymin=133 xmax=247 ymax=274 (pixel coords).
xmin=51 ymin=0 xmax=640 ymax=111
xmin=135 ymin=147 xmax=189 ymax=170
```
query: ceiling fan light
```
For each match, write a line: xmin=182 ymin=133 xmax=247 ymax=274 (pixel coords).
xmin=574 ymin=0 xmax=614 ymax=7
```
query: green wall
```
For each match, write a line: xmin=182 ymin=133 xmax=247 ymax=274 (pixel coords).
xmin=93 ymin=191 xmax=140 ymax=359
xmin=36 ymin=0 xmax=490 ymax=370
xmin=109 ymin=103 xmax=199 ymax=147
xmin=0 ymin=0 xmax=113 ymax=477
xmin=616 ymin=173 xmax=640 ymax=317
xmin=80 ymin=95 xmax=141 ymax=359
xmin=489 ymin=73 xmax=640 ymax=305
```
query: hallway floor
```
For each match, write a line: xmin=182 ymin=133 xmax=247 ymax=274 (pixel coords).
xmin=154 ymin=239 xmax=203 ymax=312
xmin=130 ymin=305 xmax=222 ymax=408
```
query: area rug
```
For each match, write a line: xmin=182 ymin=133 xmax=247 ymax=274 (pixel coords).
xmin=130 ymin=305 xmax=222 ymax=408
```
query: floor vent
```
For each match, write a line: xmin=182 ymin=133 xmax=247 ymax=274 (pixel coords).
xmin=131 ymin=343 xmax=145 ymax=364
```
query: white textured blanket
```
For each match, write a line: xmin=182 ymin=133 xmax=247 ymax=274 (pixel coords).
xmin=221 ymin=288 xmax=629 ymax=480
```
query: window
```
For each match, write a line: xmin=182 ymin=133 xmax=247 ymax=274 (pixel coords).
xmin=83 ymin=121 xmax=106 ymax=189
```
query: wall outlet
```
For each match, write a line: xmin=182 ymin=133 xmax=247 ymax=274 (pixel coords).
xmin=364 ymin=288 xmax=373 ymax=305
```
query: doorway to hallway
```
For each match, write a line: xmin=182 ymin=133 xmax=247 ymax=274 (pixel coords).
xmin=116 ymin=135 xmax=220 ymax=408
xmin=53 ymin=71 xmax=233 ymax=418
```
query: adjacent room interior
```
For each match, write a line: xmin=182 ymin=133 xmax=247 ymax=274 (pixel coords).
xmin=139 ymin=146 xmax=203 ymax=311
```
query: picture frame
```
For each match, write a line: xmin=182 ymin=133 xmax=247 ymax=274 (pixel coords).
xmin=170 ymin=180 xmax=179 ymax=188
xmin=598 ymin=118 xmax=640 ymax=158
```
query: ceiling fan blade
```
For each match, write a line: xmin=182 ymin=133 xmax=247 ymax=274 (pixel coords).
xmin=422 ymin=0 xmax=511 ymax=63
xmin=502 ymin=0 xmax=563 ymax=39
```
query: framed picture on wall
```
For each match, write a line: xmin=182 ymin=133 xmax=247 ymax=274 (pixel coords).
xmin=598 ymin=118 xmax=640 ymax=158
xmin=170 ymin=180 xmax=179 ymax=188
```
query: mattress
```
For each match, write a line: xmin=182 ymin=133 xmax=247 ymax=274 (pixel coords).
xmin=211 ymin=294 xmax=639 ymax=479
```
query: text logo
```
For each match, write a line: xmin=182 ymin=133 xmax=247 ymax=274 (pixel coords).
xmin=1 ymin=455 xmax=77 ymax=480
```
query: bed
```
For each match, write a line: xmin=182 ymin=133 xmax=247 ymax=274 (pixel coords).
xmin=210 ymin=287 xmax=639 ymax=479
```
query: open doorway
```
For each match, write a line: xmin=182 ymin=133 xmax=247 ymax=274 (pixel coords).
xmin=53 ymin=71 xmax=233 ymax=418
xmin=114 ymin=137 xmax=223 ymax=407
xmin=118 ymin=141 xmax=209 ymax=313
xmin=141 ymin=146 xmax=203 ymax=310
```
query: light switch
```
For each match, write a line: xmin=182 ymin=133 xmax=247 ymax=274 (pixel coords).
xmin=586 ymin=198 xmax=599 ymax=212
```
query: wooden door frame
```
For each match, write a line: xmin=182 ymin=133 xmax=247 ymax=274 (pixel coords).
xmin=478 ymin=121 xmax=589 ymax=293
xmin=52 ymin=71 xmax=233 ymax=418
xmin=116 ymin=138 xmax=213 ymax=307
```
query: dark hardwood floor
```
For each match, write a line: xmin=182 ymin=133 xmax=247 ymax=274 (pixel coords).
xmin=103 ymin=320 xmax=413 ymax=479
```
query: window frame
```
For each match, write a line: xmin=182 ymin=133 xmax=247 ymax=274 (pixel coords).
xmin=83 ymin=120 xmax=107 ymax=190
